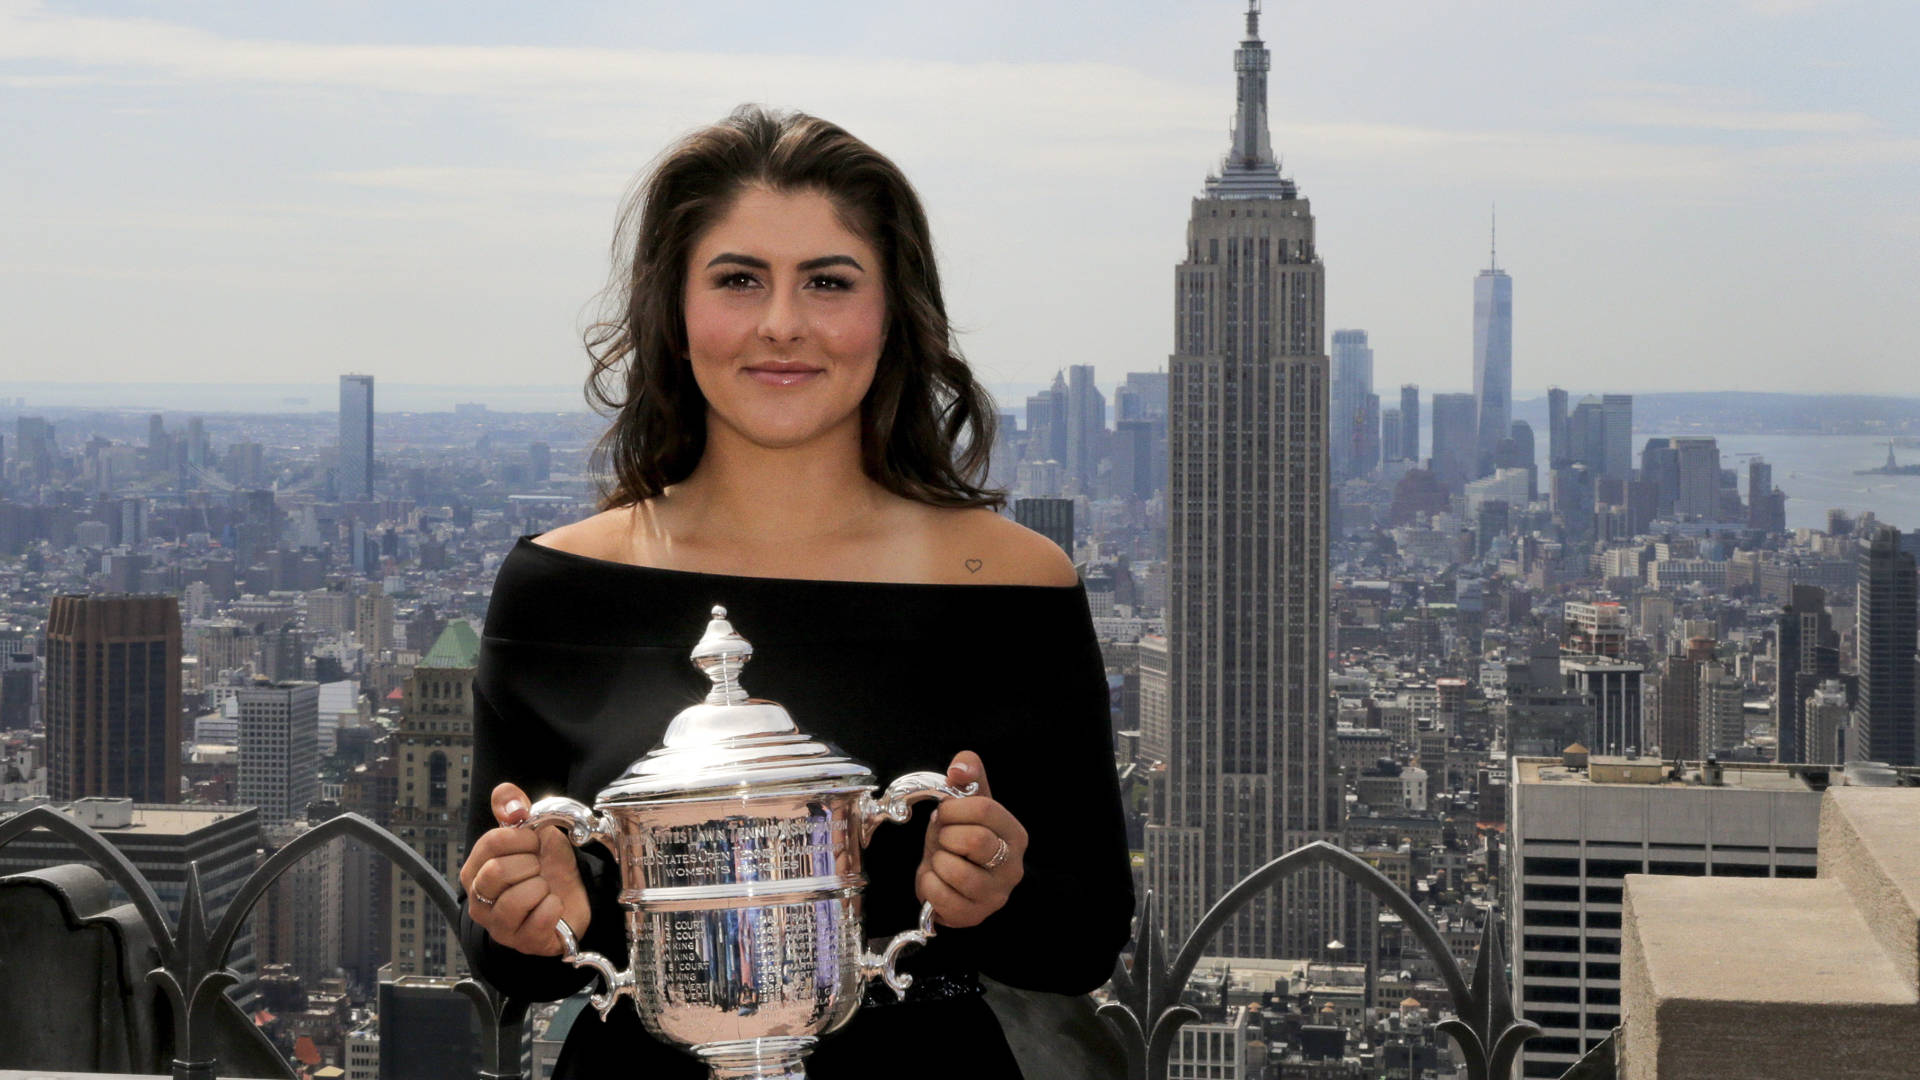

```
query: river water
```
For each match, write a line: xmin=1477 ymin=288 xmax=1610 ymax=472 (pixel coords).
xmin=1648 ymin=434 xmax=1920 ymax=534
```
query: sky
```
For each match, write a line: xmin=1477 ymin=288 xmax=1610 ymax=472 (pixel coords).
xmin=4 ymin=0 xmax=1918 ymax=409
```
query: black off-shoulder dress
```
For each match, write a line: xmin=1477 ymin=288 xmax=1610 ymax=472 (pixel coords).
xmin=458 ymin=537 xmax=1136 ymax=1079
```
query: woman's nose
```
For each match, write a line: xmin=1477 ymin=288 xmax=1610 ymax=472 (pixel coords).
xmin=758 ymin=285 xmax=805 ymax=343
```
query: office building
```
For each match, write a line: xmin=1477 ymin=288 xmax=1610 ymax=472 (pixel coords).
xmin=1570 ymin=395 xmax=1633 ymax=485
xmin=1805 ymin=680 xmax=1853 ymax=764
xmin=1600 ymin=395 xmax=1633 ymax=482
xmin=1013 ymin=498 xmax=1073 ymax=556
xmin=1331 ymin=329 xmax=1375 ymax=480
xmin=356 ymin=584 xmax=394 ymax=658
xmin=1381 ymin=408 xmax=1403 ymax=463
xmin=1473 ymin=224 xmax=1513 ymax=474
xmin=1111 ymin=419 xmax=1158 ymax=502
xmin=1116 ymin=370 xmax=1170 ymax=421
xmin=1147 ymin=3 xmax=1337 ymax=961
xmin=1065 ymin=363 xmax=1105 ymax=494
xmin=259 ymin=819 xmax=345 ymax=982
xmin=1774 ymin=586 xmax=1836 ymax=765
xmin=389 ymin=622 xmax=480 ymax=978
xmin=1560 ymin=657 xmax=1644 ymax=755
xmin=45 ymin=594 xmax=182 ymax=803
xmin=1507 ymin=754 xmax=1821 ymax=1078
xmin=1564 ymin=602 xmax=1628 ymax=658
xmin=1697 ymin=661 xmax=1746 ymax=755
xmin=14 ymin=416 xmax=56 ymax=485
xmin=338 ymin=374 xmax=375 ymax=500
xmin=1639 ymin=437 xmax=1723 ymax=521
xmin=1655 ymin=638 xmax=1715 ymax=760
xmin=1855 ymin=526 xmax=1918 ymax=765
xmin=376 ymin=976 xmax=482 ymax=1080
xmin=1429 ymin=393 xmax=1478 ymax=493
xmin=1547 ymin=388 xmax=1569 ymax=469
xmin=0 ymin=797 xmax=262 ymax=997
xmin=1024 ymin=371 xmax=1070 ymax=465
xmin=236 ymin=680 xmax=320 ymax=826
xmin=1399 ymin=384 xmax=1420 ymax=463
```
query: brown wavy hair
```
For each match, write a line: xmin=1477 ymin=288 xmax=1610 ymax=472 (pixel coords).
xmin=584 ymin=105 xmax=1002 ymax=511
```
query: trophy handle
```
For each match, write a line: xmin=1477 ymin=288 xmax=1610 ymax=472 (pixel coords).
xmin=861 ymin=901 xmax=938 ymax=997
xmin=521 ymin=797 xmax=631 ymax=1019
xmin=555 ymin=917 xmax=636 ymax=1019
xmin=522 ymin=795 xmax=617 ymax=849
xmin=856 ymin=770 xmax=977 ymax=845
xmin=856 ymin=770 xmax=978 ymax=999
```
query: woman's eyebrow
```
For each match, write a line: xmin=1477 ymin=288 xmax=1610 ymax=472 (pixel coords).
xmin=797 ymin=254 xmax=865 ymax=272
xmin=704 ymin=252 xmax=865 ymax=272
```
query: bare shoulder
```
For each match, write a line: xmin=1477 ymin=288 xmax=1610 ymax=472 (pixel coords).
xmin=924 ymin=507 xmax=1079 ymax=587
xmin=530 ymin=507 xmax=637 ymax=562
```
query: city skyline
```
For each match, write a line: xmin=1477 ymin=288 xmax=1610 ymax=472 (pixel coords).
xmin=5 ymin=2 xmax=1919 ymax=398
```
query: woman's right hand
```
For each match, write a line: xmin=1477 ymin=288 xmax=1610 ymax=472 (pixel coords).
xmin=459 ymin=782 xmax=592 ymax=957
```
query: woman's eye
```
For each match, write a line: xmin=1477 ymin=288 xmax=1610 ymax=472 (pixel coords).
xmin=809 ymin=274 xmax=852 ymax=290
xmin=718 ymin=272 xmax=758 ymax=289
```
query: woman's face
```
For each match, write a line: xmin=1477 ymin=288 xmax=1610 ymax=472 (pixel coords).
xmin=683 ymin=185 xmax=888 ymax=453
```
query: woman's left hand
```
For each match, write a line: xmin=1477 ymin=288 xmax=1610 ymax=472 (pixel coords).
xmin=916 ymin=750 xmax=1028 ymax=928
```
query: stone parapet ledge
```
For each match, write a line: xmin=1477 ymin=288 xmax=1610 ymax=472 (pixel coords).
xmin=1620 ymin=787 xmax=1920 ymax=1080
xmin=1821 ymin=787 xmax=1920 ymax=995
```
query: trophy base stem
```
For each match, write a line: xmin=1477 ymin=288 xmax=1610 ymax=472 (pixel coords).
xmin=692 ymin=1036 xmax=817 ymax=1080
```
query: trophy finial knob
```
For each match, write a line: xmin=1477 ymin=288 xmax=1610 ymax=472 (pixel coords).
xmin=691 ymin=603 xmax=752 ymax=706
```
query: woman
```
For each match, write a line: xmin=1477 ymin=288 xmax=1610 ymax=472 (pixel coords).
xmin=456 ymin=105 xmax=1134 ymax=1078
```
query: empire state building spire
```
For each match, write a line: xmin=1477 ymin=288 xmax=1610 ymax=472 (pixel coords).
xmin=1207 ymin=0 xmax=1296 ymax=199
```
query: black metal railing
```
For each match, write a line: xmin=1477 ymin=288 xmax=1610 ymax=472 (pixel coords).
xmin=1102 ymin=841 xmax=1545 ymax=1080
xmin=0 ymin=807 xmax=524 ymax=1080
xmin=0 ymin=809 xmax=1614 ymax=1079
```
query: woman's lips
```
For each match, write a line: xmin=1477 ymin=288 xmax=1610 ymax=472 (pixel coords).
xmin=744 ymin=366 xmax=823 ymax=387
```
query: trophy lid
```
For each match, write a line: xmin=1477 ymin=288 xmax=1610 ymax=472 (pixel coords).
xmin=595 ymin=605 xmax=875 ymax=802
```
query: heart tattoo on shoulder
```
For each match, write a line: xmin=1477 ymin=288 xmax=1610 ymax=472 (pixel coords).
xmin=965 ymin=558 xmax=983 ymax=574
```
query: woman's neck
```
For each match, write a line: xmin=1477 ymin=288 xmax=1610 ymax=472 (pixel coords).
xmin=661 ymin=418 xmax=894 ymax=547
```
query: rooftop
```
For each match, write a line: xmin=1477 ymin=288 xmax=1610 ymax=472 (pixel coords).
xmin=1515 ymin=756 xmax=1830 ymax=792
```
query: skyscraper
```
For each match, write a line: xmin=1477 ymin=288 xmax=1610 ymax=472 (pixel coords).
xmin=1749 ymin=458 xmax=1786 ymax=532
xmin=1118 ymin=370 xmax=1170 ymax=421
xmin=1547 ymin=387 xmax=1570 ymax=469
xmin=1855 ymin=526 xmax=1918 ymax=766
xmin=44 ymin=594 xmax=182 ymax=803
xmin=1065 ymin=363 xmax=1106 ymax=494
xmin=1013 ymin=497 xmax=1074 ymax=556
xmin=1429 ymin=392 xmax=1478 ymax=493
xmin=1148 ymin=1 xmax=1337 ymax=960
xmin=1473 ymin=217 xmax=1513 ymax=475
xmin=1400 ymin=384 xmax=1420 ymax=463
xmin=1331 ymin=329 xmax=1374 ymax=480
xmin=390 ymin=622 xmax=480 ymax=978
xmin=236 ymin=680 xmax=320 ymax=826
xmin=339 ymin=374 xmax=375 ymax=500
xmin=1774 ymin=586 xmax=1836 ymax=765
xmin=1640 ymin=436 xmax=1721 ymax=520
xmin=1601 ymin=394 xmax=1634 ymax=482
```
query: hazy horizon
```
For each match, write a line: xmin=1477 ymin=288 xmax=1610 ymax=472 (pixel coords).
xmin=5 ymin=1 xmax=1918 ymax=397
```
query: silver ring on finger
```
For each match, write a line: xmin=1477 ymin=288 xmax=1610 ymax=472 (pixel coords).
xmin=983 ymin=836 xmax=1010 ymax=871
xmin=473 ymin=890 xmax=497 ymax=907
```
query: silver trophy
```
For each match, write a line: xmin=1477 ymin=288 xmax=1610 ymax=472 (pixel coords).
xmin=520 ymin=605 xmax=975 ymax=1080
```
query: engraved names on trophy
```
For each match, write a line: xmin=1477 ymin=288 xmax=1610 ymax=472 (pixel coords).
xmin=641 ymin=812 xmax=843 ymax=886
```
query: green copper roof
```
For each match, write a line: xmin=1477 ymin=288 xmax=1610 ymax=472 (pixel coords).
xmin=421 ymin=619 xmax=480 ymax=669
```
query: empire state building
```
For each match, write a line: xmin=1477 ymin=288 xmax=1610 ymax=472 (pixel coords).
xmin=1144 ymin=0 xmax=1339 ymax=961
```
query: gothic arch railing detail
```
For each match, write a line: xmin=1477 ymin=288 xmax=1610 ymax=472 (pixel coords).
xmin=3 ymin=812 xmax=1584 ymax=1079
xmin=0 ymin=806 xmax=526 ymax=1080
xmin=1100 ymin=840 xmax=1541 ymax=1080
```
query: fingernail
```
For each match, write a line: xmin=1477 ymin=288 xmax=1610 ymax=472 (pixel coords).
xmin=951 ymin=762 xmax=975 ymax=779
xmin=503 ymin=799 xmax=526 ymax=819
